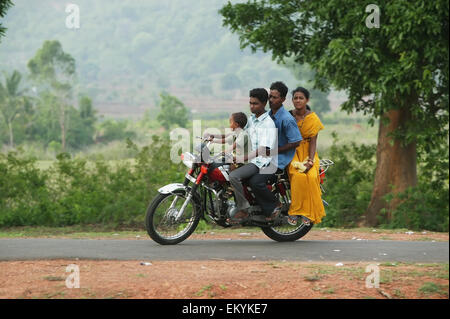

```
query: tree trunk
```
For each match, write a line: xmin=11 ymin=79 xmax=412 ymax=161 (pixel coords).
xmin=365 ymin=107 xmax=417 ymax=226
xmin=59 ymin=104 xmax=66 ymax=151
xmin=7 ymin=121 xmax=14 ymax=148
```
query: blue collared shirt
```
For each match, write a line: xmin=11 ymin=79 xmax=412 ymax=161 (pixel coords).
xmin=269 ymin=106 xmax=303 ymax=169
xmin=245 ymin=111 xmax=277 ymax=169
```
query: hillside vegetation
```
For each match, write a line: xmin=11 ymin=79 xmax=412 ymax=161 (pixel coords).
xmin=0 ymin=0 xmax=297 ymax=113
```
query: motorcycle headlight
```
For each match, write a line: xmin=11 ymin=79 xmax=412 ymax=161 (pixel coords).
xmin=181 ymin=152 xmax=195 ymax=168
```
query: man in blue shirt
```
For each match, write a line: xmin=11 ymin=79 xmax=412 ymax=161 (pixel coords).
xmin=268 ymin=81 xmax=302 ymax=171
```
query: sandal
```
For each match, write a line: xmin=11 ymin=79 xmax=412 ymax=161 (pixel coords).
xmin=287 ymin=215 xmax=299 ymax=226
xmin=287 ymin=215 xmax=311 ymax=226
xmin=300 ymin=215 xmax=312 ymax=226
xmin=265 ymin=203 xmax=282 ymax=221
xmin=226 ymin=210 xmax=249 ymax=225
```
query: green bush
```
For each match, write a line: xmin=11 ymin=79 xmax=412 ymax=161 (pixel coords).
xmin=319 ymin=132 xmax=376 ymax=227
xmin=319 ymin=133 xmax=449 ymax=232
xmin=382 ymin=143 xmax=449 ymax=232
xmin=1 ymin=132 xmax=447 ymax=232
xmin=96 ymin=119 xmax=136 ymax=144
xmin=0 ymin=151 xmax=51 ymax=226
xmin=0 ymin=135 xmax=185 ymax=228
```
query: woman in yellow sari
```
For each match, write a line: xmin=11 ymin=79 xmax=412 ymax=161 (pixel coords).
xmin=287 ymin=87 xmax=325 ymax=226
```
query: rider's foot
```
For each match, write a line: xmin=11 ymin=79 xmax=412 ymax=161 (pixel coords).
xmin=301 ymin=215 xmax=312 ymax=226
xmin=265 ymin=203 xmax=282 ymax=221
xmin=287 ymin=215 xmax=299 ymax=226
xmin=287 ymin=215 xmax=311 ymax=226
xmin=227 ymin=210 xmax=249 ymax=225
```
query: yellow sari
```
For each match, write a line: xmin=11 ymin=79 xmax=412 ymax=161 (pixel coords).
xmin=287 ymin=112 xmax=325 ymax=224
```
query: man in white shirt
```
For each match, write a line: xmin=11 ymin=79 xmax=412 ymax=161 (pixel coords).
xmin=227 ymin=88 xmax=281 ymax=224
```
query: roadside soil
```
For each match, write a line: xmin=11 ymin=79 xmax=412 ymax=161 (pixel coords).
xmin=0 ymin=260 xmax=447 ymax=299
xmin=0 ymin=229 xmax=447 ymax=299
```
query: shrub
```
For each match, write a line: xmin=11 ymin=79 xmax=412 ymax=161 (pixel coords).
xmin=319 ymin=132 xmax=376 ymax=227
xmin=0 ymin=135 xmax=185 ymax=228
xmin=382 ymin=142 xmax=449 ymax=232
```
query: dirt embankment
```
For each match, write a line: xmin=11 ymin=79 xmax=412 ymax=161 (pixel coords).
xmin=0 ymin=260 xmax=448 ymax=299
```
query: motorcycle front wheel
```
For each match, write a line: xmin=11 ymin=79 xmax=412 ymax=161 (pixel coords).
xmin=261 ymin=219 xmax=313 ymax=242
xmin=145 ymin=188 xmax=201 ymax=245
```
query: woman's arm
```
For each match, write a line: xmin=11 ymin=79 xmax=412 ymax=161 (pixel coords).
xmin=304 ymin=135 xmax=318 ymax=174
xmin=278 ymin=141 xmax=300 ymax=153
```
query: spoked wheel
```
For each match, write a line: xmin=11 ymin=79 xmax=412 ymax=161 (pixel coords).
xmin=145 ymin=189 xmax=201 ymax=245
xmin=261 ymin=216 xmax=313 ymax=242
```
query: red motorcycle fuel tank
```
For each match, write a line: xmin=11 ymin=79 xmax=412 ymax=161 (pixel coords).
xmin=206 ymin=165 xmax=227 ymax=182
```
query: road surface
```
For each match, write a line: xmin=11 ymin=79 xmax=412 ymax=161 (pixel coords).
xmin=0 ymin=239 xmax=448 ymax=262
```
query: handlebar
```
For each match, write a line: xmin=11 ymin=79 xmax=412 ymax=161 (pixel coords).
xmin=196 ymin=136 xmax=233 ymax=164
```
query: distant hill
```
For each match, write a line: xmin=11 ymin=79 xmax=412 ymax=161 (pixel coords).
xmin=0 ymin=0 xmax=300 ymax=117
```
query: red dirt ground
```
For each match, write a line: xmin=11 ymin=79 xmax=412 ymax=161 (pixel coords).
xmin=0 ymin=229 xmax=448 ymax=299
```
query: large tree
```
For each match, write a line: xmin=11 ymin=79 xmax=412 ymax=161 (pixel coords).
xmin=220 ymin=0 xmax=449 ymax=226
xmin=156 ymin=92 xmax=190 ymax=130
xmin=0 ymin=70 xmax=29 ymax=148
xmin=28 ymin=40 xmax=76 ymax=151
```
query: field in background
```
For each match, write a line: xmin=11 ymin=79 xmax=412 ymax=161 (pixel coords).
xmin=27 ymin=110 xmax=377 ymax=164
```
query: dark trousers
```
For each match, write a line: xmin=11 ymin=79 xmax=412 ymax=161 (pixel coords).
xmin=229 ymin=163 xmax=278 ymax=216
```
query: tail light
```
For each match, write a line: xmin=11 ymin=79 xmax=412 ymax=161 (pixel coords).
xmin=319 ymin=168 xmax=325 ymax=184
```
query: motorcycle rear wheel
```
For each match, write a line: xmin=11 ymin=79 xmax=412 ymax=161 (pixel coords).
xmin=261 ymin=220 xmax=313 ymax=242
xmin=145 ymin=189 xmax=201 ymax=245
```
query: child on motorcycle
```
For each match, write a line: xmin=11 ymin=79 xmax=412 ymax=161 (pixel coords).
xmin=207 ymin=112 xmax=250 ymax=170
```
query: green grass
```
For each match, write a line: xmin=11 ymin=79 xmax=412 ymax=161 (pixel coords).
xmin=195 ymin=284 xmax=213 ymax=297
xmin=43 ymin=276 xmax=65 ymax=282
xmin=23 ymin=114 xmax=377 ymax=165
xmin=318 ymin=123 xmax=377 ymax=156
xmin=418 ymin=282 xmax=449 ymax=296
xmin=0 ymin=225 xmax=446 ymax=239
xmin=0 ymin=225 xmax=149 ymax=239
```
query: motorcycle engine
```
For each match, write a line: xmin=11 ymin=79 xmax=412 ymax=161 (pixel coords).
xmin=210 ymin=184 xmax=236 ymax=219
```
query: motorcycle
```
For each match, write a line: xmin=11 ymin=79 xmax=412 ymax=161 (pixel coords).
xmin=145 ymin=137 xmax=334 ymax=245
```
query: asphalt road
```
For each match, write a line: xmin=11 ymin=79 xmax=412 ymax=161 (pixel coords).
xmin=0 ymin=239 xmax=448 ymax=262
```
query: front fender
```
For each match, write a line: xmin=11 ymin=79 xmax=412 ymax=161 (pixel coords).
xmin=157 ymin=183 xmax=203 ymax=214
xmin=158 ymin=183 xmax=186 ymax=194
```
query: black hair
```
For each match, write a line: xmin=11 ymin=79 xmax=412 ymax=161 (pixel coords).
xmin=249 ymin=88 xmax=269 ymax=104
xmin=292 ymin=87 xmax=311 ymax=110
xmin=292 ymin=86 xmax=310 ymax=99
xmin=231 ymin=112 xmax=247 ymax=128
xmin=270 ymin=81 xmax=289 ymax=98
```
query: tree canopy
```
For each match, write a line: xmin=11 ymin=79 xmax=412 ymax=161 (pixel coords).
xmin=0 ymin=70 xmax=29 ymax=147
xmin=157 ymin=92 xmax=190 ymax=130
xmin=0 ymin=0 xmax=297 ymax=107
xmin=0 ymin=0 xmax=13 ymax=41
xmin=220 ymin=0 xmax=449 ymax=225
xmin=220 ymin=0 xmax=448 ymax=138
